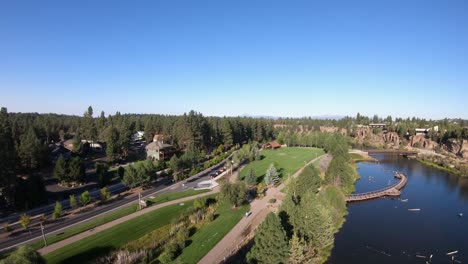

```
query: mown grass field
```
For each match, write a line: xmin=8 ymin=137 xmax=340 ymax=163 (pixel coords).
xmin=30 ymin=204 xmax=138 ymax=251
xmin=177 ymin=201 xmax=249 ymax=263
xmin=44 ymin=201 xmax=195 ymax=264
xmin=239 ymin=147 xmax=324 ymax=182
xmin=146 ymin=189 xmax=209 ymax=205
xmin=29 ymin=189 xmax=208 ymax=252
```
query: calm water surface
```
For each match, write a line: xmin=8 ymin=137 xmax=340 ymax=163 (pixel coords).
xmin=329 ymin=154 xmax=468 ymax=264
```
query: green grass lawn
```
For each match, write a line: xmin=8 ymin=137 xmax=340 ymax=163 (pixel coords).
xmin=146 ymin=189 xmax=209 ymax=205
xmin=29 ymin=204 xmax=138 ymax=251
xmin=177 ymin=201 xmax=249 ymax=263
xmin=239 ymin=147 xmax=324 ymax=182
xmin=28 ymin=189 xmax=208 ymax=252
xmin=44 ymin=202 xmax=195 ymax=264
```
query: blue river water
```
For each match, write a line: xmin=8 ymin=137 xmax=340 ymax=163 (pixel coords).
xmin=329 ymin=154 xmax=468 ymax=264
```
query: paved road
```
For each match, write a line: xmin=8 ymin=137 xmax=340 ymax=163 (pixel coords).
xmin=0 ymin=159 xmax=230 ymax=253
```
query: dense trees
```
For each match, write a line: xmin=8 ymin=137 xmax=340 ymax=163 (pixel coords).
xmin=122 ymin=161 xmax=155 ymax=188
xmin=53 ymin=155 xmax=68 ymax=182
xmin=247 ymin=212 xmax=289 ymax=263
xmin=252 ymin=132 xmax=356 ymax=263
xmin=0 ymin=108 xmax=16 ymax=209
xmin=220 ymin=182 xmax=247 ymax=207
xmin=68 ymin=157 xmax=86 ymax=183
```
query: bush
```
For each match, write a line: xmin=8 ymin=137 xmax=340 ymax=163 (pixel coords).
xmin=268 ymin=198 xmax=277 ymax=204
xmin=101 ymin=187 xmax=111 ymax=202
xmin=79 ymin=191 xmax=91 ymax=206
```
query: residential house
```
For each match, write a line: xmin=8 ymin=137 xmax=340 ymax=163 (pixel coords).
xmin=146 ymin=141 xmax=177 ymax=161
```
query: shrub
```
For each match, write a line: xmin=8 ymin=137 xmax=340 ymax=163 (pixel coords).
xmin=79 ymin=191 xmax=91 ymax=206
xmin=269 ymin=198 xmax=277 ymax=204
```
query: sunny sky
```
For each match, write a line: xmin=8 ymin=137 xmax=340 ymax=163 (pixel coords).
xmin=1 ymin=0 xmax=467 ymax=119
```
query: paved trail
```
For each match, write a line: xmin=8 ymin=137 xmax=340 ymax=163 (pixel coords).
xmin=198 ymin=155 xmax=325 ymax=264
xmin=38 ymin=188 xmax=220 ymax=255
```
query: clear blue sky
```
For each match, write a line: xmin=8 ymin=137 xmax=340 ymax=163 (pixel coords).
xmin=1 ymin=0 xmax=467 ymax=119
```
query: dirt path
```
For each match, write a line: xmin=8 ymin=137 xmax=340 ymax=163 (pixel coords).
xmin=198 ymin=155 xmax=325 ymax=264
xmin=38 ymin=187 xmax=220 ymax=255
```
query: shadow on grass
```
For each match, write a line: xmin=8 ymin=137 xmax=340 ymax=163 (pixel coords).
xmin=57 ymin=246 xmax=115 ymax=264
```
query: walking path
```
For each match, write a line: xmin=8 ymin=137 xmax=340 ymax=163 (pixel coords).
xmin=38 ymin=187 xmax=220 ymax=255
xmin=198 ymin=155 xmax=326 ymax=264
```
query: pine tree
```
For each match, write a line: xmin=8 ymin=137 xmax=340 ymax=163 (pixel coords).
xmin=247 ymin=212 xmax=289 ymax=263
xmin=72 ymin=130 xmax=83 ymax=154
xmin=69 ymin=157 xmax=85 ymax=183
xmin=105 ymin=126 xmax=120 ymax=163
xmin=265 ymin=163 xmax=280 ymax=185
xmin=53 ymin=155 xmax=68 ymax=182
xmin=245 ymin=168 xmax=257 ymax=186
xmin=0 ymin=107 xmax=17 ymax=209
xmin=17 ymin=126 xmax=42 ymax=171
xmin=288 ymin=232 xmax=307 ymax=264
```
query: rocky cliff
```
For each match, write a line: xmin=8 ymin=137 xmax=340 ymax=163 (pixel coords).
xmin=352 ymin=127 xmax=468 ymax=161
xmin=442 ymin=139 xmax=468 ymax=160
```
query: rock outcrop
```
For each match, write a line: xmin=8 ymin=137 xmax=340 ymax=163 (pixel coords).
xmin=442 ymin=139 xmax=468 ymax=160
xmin=408 ymin=135 xmax=438 ymax=149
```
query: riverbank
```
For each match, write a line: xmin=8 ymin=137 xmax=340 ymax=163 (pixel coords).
xmin=416 ymin=155 xmax=468 ymax=177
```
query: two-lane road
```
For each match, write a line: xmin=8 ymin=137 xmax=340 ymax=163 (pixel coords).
xmin=0 ymin=160 xmax=229 ymax=253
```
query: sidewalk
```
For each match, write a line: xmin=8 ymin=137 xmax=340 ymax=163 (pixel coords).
xmin=38 ymin=187 xmax=220 ymax=255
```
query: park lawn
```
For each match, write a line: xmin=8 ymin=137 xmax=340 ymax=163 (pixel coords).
xmin=29 ymin=204 xmax=138 ymax=251
xmin=29 ymin=189 xmax=207 ymax=251
xmin=177 ymin=201 xmax=249 ymax=263
xmin=239 ymin=147 xmax=324 ymax=182
xmin=146 ymin=189 xmax=209 ymax=205
xmin=44 ymin=201 xmax=195 ymax=264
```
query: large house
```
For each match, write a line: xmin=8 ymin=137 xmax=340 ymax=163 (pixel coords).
xmin=145 ymin=141 xmax=177 ymax=161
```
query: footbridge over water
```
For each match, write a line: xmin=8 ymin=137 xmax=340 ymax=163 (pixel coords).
xmin=346 ymin=173 xmax=407 ymax=202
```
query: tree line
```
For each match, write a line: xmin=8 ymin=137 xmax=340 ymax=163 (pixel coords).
xmin=0 ymin=106 xmax=275 ymax=211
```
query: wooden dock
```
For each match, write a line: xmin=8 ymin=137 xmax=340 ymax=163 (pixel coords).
xmin=346 ymin=173 xmax=407 ymax=202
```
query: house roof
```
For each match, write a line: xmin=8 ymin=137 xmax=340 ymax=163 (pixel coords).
xmin=270 ymin=141 xmax=281 ymax=148
xmin=146 ymin=141 xmax=173 ymax=151
xmin=267 ymin=141 xmax=281 ymax=148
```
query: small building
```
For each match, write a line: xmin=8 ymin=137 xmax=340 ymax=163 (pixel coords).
xmin=146 ymin=141 xmax=177 ymax=161
xmin=415 ymin=126 xmax=438 ymax=136
xmin=264 ymin=141 xmax=281 ymax=149
xmin=369 ymin=123 xmax=387 ymax=129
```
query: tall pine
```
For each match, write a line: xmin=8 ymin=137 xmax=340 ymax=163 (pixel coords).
xmin=265 ymin=163 xmax=280 ymax=185
xmin=247 ymin=212 xmax=289 ymax=263
xmin=0 ymin=107 xmax=16 ymax=208
xmin=53 ymin=155 xmax=68 ymax=182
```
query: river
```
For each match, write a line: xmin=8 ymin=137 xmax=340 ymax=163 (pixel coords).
xmin=329 ymin=154 xmax=468 ymax=264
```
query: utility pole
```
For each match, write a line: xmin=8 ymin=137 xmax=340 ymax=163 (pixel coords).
xmin=138 ymin=192 xmax=142 ymax=211
xmin=40 ymin=222 xmax=47 ymax=247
